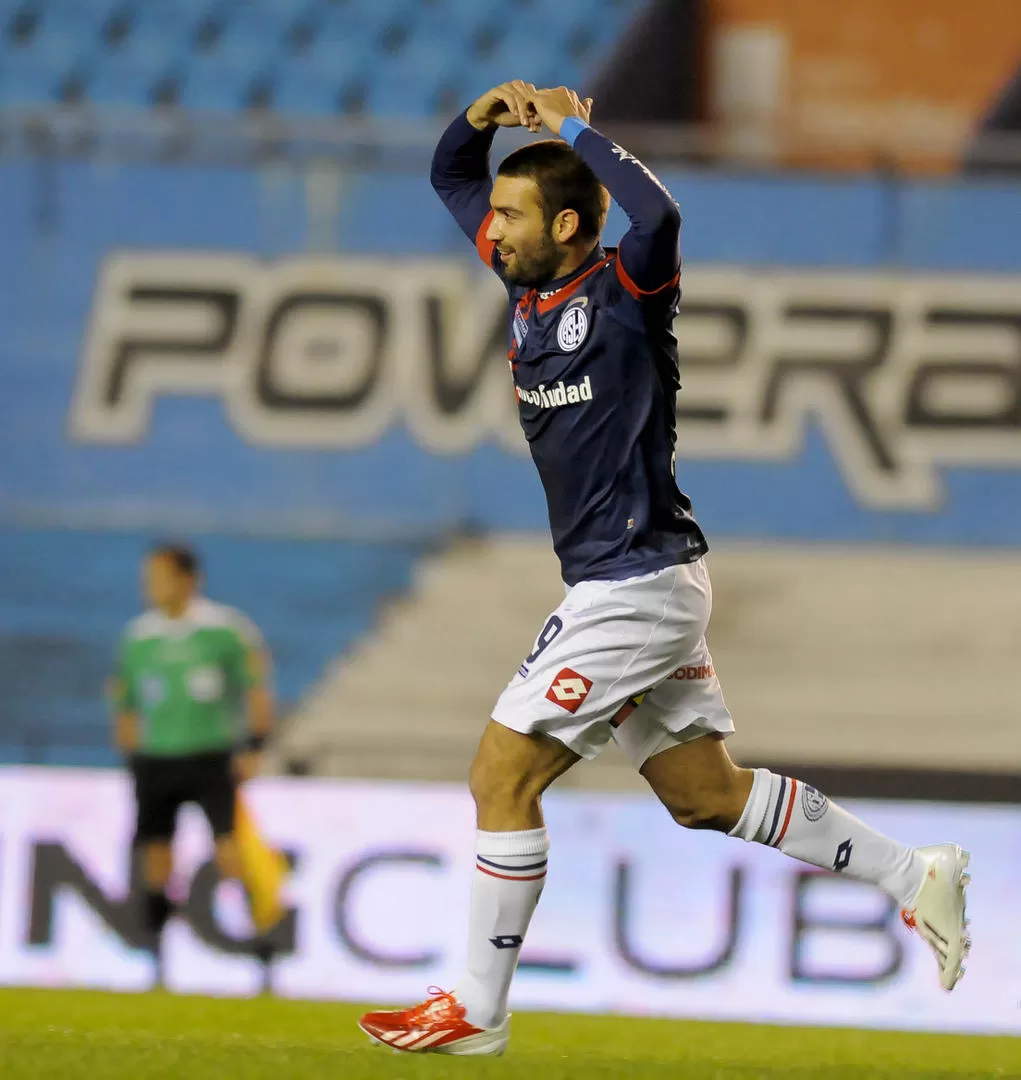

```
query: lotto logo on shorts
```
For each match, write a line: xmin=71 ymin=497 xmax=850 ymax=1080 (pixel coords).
xmin=545 ymin=668 xmax=593 ymax=713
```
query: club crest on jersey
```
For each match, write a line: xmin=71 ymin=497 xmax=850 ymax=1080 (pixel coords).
xmin=557 ymin=305 xmax=589 ymax=351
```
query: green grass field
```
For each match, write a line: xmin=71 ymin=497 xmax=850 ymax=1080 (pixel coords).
xmin=0 ymin=989 xmax=1018 ymax=1079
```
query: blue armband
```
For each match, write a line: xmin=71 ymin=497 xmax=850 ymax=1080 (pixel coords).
xmin=559 ymin=117 xmax=590 ymax=147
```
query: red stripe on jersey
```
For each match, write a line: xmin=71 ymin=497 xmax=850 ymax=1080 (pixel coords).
xmin=615 ymin=256 xmax=680 ymax=300
xmin=476 ymin=210 xmax=496 ymax=266
xmin=535 ymin=255 xmax=614 ymax=314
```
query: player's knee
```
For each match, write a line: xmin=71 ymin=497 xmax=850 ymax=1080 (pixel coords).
xmin=468 ymin=754 xmax=543 ymax=816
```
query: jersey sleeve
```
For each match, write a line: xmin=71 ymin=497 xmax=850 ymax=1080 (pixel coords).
xmin=430 ymin=111 xmax=502 ymax=272
xmin=226 ymin=611 xmax=266 ymax=690
xmin=561 ymin=121 xmax=680 ymax=300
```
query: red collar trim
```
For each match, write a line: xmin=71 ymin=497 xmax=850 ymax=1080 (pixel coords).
xmin=535 ymin=254 xmax=615 ymax=315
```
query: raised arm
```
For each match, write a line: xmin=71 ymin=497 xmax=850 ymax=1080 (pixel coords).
xmin=431 ymin=82 xmax=539 ymax=253
xmin=528 ymin=87 xmax=681 ymax=297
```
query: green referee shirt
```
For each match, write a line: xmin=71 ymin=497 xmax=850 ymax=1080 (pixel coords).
xmin=111 ymin=597 xmax=264 ymax=758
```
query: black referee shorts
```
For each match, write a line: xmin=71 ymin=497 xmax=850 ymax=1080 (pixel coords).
xmin=131 ymin=751 xmax=237 ymax=844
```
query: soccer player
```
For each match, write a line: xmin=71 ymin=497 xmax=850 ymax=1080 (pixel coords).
xmin=359 ymin=83 xmax=971 ymax=1055
xmin=109 ymin=542 xmax=286 ymax=962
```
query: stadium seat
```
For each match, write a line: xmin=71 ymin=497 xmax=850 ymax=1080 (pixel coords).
xmin=0 ymin=47 xmax=63 ymax=105
xmin=176 ymin=53 xmax=263 ymax=111
xmin=296 ymin=32 xmax=370 ymax=80
xmin=311 ymin=5 xmax=404 ymax=52
xmin=271 ymin=63 xmax=344 ymax=117
xmin=0 ymin=0 xmax=633 ymax=118
xmin=223 ymin=2 xmax=303 ymax=40
xmin=122 ymin=6 xmax=199 ymax=53
xmin=270 ymin=33 xmax=368 ymax=116
xmin=404 ymin=2 xmax=496 ymax=51
xmin=39 ymin=0 xmax=125 ymax=23
xmin=84 ymin=55 xmax=167 ymax=108
xmin=0 ymin=23 xmax=87 ymax=104
xmin=7 ymin=8 xmax=92 ymax=54
xmin=482 ymin=24 xmax=587 ymax=92
xmin=365 ymin=46 xmax=459 ymax=117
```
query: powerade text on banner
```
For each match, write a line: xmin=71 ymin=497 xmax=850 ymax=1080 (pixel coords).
xmin=61 ymin=256 xmax=1021 ymax=541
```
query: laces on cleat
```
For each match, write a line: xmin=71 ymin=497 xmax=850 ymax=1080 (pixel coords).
xmin=402 ymin=988 xmax=463 ymax=1026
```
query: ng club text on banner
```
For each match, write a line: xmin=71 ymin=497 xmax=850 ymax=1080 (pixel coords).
xmin=0 ymin=768 xmax=1017 ymax=1033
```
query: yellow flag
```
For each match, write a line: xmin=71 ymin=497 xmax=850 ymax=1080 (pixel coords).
xmin=235 ymin=790 xmax=288 ymax=935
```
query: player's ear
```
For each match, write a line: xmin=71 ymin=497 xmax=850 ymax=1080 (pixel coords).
xmin=553 ymin=208 xmax=581 ymax=243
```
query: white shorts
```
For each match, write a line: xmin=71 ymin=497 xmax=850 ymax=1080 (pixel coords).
xmin=491 ymin=557 xmax=734 ymax=769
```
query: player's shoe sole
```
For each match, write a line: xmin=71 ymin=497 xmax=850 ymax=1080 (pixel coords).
xmin=359 ymin=1016 xmax=509 ymax=1056
xmin=902 ymin=843 xmax=971 ymax=991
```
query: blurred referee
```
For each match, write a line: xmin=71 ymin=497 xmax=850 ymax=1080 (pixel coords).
xmin=109 ymin=542 xmax=284 ymax=961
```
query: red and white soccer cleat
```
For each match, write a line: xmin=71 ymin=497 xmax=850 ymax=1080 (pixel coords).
xmin=901 ymin=843 xmax=972 ymax=991
xmin=359 ymin=988 xmax=509 ymax=1056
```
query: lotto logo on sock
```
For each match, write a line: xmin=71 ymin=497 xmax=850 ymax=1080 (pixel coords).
xmin=489 ymin=934 xmax=524 ymax=950
xmin=546 ymin=669 xmax=593 ymax=713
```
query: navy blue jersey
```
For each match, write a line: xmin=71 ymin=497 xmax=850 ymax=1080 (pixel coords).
xmin=431 ymin=113 xmax=707 ymax=585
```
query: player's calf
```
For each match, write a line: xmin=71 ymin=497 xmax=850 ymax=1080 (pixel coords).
xmin=644 ymin=740 xmax=925 ymax=903
xmin=659 ymin=773 xmax=752 ymax=832
xmin=726 ymin=768 xmax=927 ymax=900
xmin=135 ymin=841 xmax=174 ymax=951
xmin=644 ymin=742 xmax=971 ymax=990
xmin=642 ymin=732 xmax=752 ymax=833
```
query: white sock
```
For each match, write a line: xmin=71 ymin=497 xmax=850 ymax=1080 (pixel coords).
xmin=454 ymin=826 xmax=549 ymax=1030
xmin=730 ymin=769 xmax=926 ymax=907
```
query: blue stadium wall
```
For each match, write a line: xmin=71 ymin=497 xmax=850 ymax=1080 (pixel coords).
xmin=3 ymin=160 xmax=1021 ymax=763
xmin=4 ymin=161 xmax=1021 ymax=543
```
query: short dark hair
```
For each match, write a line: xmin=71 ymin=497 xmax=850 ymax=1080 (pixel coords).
xmin=150 ymin=542 xmax=201 ymax=578
xmin=497 ymin=139 xmax=607 ymax=241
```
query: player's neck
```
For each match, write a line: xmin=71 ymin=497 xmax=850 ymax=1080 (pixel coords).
xmin=545 ymin=241 xmax=601 ymax=289
xmin=160 ymin=596 xmax=195 ymax=620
